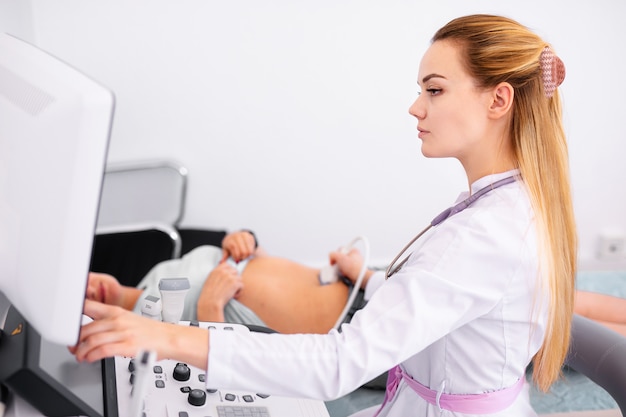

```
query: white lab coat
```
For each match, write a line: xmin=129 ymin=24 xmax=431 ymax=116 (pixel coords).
xmin=207 ymin=171 xmax=547 ymax=417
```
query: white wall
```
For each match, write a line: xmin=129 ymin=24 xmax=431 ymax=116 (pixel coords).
xmin=0 ymin=0 xmax=34 ymax=41
xmin=2 ymin=0 xmax=626 ymax=269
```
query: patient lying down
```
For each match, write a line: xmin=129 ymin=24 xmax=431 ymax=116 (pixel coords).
xmin=88 ymin=230 xmax=626 ymax=337
xmin=86 ymin=231 xmax=368 ymax=334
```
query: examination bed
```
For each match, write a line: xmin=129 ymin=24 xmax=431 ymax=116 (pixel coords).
xmin=90 ymin=160 xmax=626 ymax=417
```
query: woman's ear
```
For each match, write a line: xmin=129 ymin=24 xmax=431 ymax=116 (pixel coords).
xmin=488 ymin=82 xmax=514 ymax=120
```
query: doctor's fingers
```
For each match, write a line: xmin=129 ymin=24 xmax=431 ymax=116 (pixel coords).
xmin=329 ymin=248 xmax=362 ymax=266
xmin=76 ymin=308 xmax=165 ymax=362
xmin=347 ymin=248 xmax=364 ymax=261
xmin=75 ymin=330 xmax=137 ymax=363
xmin=79 ymin=300 xmax=150 ymax=346
xmin=83 ymin=298 xmax=120 ymax=320
xmin=330 ymin=249 xmax=363 ymax=281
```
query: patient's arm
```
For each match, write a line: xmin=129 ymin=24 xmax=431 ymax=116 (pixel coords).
xmin=196 ymin=262 xmax=244 ymax=322
xmin=575 ymin=290 xmax=626 ymax=337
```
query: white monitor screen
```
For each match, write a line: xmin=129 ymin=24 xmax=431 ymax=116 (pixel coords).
xmin=0 ymin=32 xmax=114 ymax=346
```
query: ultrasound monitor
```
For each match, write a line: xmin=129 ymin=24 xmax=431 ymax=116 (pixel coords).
xmin=0 ymin=32 xmax=116 ymax=416
xmin=0 ymin=32 xmax=113 ymax=345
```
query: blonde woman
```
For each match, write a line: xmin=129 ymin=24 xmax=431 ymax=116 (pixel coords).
xmin=74 ymin=15 xmax=576 ymax=416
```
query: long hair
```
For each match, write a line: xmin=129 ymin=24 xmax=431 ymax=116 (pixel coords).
xmin=432 ymin=14 xmax=577 ymax=392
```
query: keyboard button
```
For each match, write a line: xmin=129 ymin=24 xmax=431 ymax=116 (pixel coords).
xmin=216 ymin=405 xmax=270 ymax=417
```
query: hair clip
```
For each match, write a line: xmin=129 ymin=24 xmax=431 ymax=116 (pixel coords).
xmin=540 ymin=46 xmax=566 ymax=98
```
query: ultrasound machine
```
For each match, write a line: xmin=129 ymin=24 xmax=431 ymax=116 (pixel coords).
xmin=0 ymin=33 xmax=330 ymax=417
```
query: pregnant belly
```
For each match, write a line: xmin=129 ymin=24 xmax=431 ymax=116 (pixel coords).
xmin=237 ymin=256 xmax=350 ymax=333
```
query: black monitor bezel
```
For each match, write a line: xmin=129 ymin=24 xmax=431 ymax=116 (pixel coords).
xmin=0 ymin=305 xmax=118 ymax=417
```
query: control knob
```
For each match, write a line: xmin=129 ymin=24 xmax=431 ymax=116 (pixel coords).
xmin=188 ymin=389 xmax=207 ymax=406
xmin=173 ymin=363 xmax=191 ymax=381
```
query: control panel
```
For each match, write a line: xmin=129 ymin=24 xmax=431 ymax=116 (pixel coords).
xmin=114 ymin=321 xmax=329 ymax=417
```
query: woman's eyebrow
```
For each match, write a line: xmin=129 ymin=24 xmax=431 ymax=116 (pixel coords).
xmin=421 ymin=73 xmax=446 ymax=84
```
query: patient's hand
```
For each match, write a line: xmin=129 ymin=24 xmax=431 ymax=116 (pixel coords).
xmin=86 ymin=272 xmax=125 ymax=306
xmin=196 ymin=262 xmax=244 ymax=322
xmin=221 ymin=231 xmax=257 ymax=262
xmin=86 ymin=272 xmax=142 ymax=311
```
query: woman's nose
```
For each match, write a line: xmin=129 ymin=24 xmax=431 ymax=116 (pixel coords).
xmin=408 ymin=96 xmax=424 ymax=119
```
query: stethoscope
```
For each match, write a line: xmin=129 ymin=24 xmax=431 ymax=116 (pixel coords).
xmin=385 ymin=175 xmax=518 ymax=279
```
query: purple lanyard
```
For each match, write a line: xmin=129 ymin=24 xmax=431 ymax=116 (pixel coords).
xmin=385 ymin=175 xmax=517 ymax=279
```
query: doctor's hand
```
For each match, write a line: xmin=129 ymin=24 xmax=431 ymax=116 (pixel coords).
xmin=72 ymin=300 xmax=209 ymax=370
xmin=329 ymin=248 xmax=373 ymax=289
xmin=221 ymin=230 xmax=257 ymax=263
xmin=196 ymin=262 xmax=243 ymax=322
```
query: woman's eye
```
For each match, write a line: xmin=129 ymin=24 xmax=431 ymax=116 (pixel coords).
xmin=426 ymin=88 xmax=442 ymax=96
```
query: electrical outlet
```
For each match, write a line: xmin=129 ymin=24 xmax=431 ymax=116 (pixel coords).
xmin=597 ymin=233 xmax=626 ymax=260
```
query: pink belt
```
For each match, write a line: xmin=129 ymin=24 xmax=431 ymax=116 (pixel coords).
xmin=373 ymin=365 xmax=525 ymax=415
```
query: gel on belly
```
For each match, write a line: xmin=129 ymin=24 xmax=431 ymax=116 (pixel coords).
xmin=158 ymin=277 xmax=190 ymax=323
